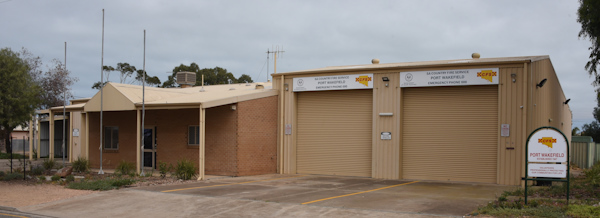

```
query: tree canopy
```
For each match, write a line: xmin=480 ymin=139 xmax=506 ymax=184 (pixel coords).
xmin=578 ymin=0 xmax=600 ymax=87
xmin=0 ymin=48 xmax=42 ymax=152
xmin=92 ymin=62 xmax=161 ymax=89
xmin=162 ymin=62 xmax=253 ymax=88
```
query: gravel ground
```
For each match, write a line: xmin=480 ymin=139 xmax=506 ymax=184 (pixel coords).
xmin=0 ymin=174 xmax=206 ymax=208
xmin=0 ymin=181 xmax=96 ymax=207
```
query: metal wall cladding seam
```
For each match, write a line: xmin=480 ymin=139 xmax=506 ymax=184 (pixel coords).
xmin=297 ymin=89 xmax=373 ymax=177
xmin=402 ymin=85 xmax=498 ymax=183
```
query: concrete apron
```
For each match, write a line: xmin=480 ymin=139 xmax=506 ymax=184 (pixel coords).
xmin=19 ymin=174 xmax=515 ymax=217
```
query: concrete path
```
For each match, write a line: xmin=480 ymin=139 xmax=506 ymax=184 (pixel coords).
xmin=15 ymin=174 xmax=515 ymax=218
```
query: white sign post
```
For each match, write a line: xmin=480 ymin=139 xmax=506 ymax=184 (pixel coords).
xmin=524 ymin=126 xmax=570 ymax=205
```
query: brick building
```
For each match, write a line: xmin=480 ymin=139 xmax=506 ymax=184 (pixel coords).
xmin=36 ymin=82 xmax=278 ymax=179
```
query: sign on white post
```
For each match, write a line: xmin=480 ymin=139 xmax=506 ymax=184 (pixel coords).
xmin=293 ymin=74 xmax=373 ymax=92
xmin=527 ymin=129 xmax=568 ymax=163
xmin=400 ymin=68 xmax=499 ymax=87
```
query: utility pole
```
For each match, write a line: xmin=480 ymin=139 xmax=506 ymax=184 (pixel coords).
xmin=266 ymin=46 xmax=285 ymax=81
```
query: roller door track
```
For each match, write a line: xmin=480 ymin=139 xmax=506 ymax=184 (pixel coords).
xmin=297 ymin=89 xmax=373 ymax=177
xmin=402 ymin=85 xmax=498 ymax=183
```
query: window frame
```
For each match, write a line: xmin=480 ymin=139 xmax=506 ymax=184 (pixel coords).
xmin=188 ymin=125 xmax=200 ymax=146
xmin=103 ymin=126 xmax=119 ymax=150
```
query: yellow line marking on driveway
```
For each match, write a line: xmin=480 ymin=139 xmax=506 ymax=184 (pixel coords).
xmin=301 ymin=180 xmax=419 ymax=205
xmin=0 ymin=212 xmax=28 ymax=218
xmin=162 ymin=175 xmax=307 ymax=193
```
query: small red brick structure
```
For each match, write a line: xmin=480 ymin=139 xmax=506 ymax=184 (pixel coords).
xmin=76 ymin=82 xmax=278 ymax=179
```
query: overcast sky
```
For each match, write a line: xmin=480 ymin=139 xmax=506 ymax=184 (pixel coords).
xmin=0 ymin=0 xmax=595 ymax=129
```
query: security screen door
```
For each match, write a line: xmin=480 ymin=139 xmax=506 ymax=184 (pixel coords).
xmin=143 ymin=126 xmax=156 ymax=169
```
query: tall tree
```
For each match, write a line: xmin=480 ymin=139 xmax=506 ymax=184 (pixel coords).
xmin=135 ymin=69 xmax=161 ymax=87
xmin=582 ymin=93 xmax=600 ymax=141
xmin=578 ymin=0 xmax=600 ymax=87
xmin=0 ymin=48 xmax=42 ymax=153
xmin=237 ymin=74 xmax=254 ymax=83
xmin=20 ymin=48 xmax=78 ymax=109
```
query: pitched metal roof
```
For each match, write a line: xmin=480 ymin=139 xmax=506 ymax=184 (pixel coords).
xmin=273 ymin=55 xmax=550 ymax=76
xmin=83 ymin=82 xmax=277 ymax=112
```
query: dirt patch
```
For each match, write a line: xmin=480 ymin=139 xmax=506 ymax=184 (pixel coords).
xmin=0 ymin=181 xmax=96 ymax=207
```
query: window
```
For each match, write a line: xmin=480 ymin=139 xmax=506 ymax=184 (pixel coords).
xmin=104 ymin=126 xmax=119 ymax=150
xmin=188 ymin=126 xmax=200 ymax=145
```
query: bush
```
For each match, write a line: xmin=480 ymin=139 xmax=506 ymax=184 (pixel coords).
xmin=115 ymin=160 xmax=136 ymax=176
xmin=30 ymin=165 xmax=44 ymax=175
xmin=174 ymin=158 xmax=197 ymax=180
xmin=66 ymin=175 xmax=75 ymax=182
xmin=67 ymin=178 xmax=136 ymax=191
xmin=2 ymin=172 xmax=22 ymax=181
xmin=51 ymin=174 xmax=61 ymax=181
xmin=158 ymin=161 xmax=172 ymax=178
xmin=42 ymin=159 xmax=55 ymax=170
xmin=585 ymin=161 xmax=600 ymax=187
xmin=38 ymin=175 xmax=46 ymax=181
xmin=72 ymin=157 xmax=90 ymax=173
xmin=0 ymin=171 xmax=5 ymax=177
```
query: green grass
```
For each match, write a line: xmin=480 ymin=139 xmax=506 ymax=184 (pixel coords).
xmin=67 ymin=178 xmax=136 ymax=191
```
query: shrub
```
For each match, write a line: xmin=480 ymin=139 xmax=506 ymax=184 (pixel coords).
xmin=115 ymin=160 xmax=136 ymax=176
xmin=0 ymin=171 xmax=5 ymax=177
xmin=158 ymin=161 xmax=172 ymax=178
xmin=72 ymin=157 xmax=90 ymax=173
xmin=66 ymin=175 xmax=75 ymax=182
xmin=174 ymin=158 xmax=197 ymax=180
xmin=51 ymin=174 xmax=61 ymax=181
xmin=67 ymin=178 xmax=135 ymax=191
xmin=585 ymin=161 xmax=600 ymax=187
xmin=30 ymin=165 xmax=44 ymax=175
xmin=38 ymin=175 xmax=46 ymax=181
xmin=42 ymin=159 xmax=55 ymax=170
xmin=2 ymin=172 xmax=22 ymax=181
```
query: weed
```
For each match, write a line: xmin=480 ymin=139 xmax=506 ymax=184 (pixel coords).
xmin=115 ymin=160 xmax=136 ymax=176
xmin=72 ymin=157 xmax=90 ymax=173
xmin=174 ymin=158 xmax=197 ymax=180
xmin=0 ymin=171 xmax=5 ymax=177
xmin=51 ymin=174 xmax=61 ymax=181
xmin=38 ymin=175 xmax=46 ymax=181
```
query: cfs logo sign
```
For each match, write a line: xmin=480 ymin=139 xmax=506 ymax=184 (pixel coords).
xmin=477 ymin=70 xmax=497 ymax=83
xmin=538 ymin=137 xmax=557 ymax=148
xmin=355 ymin=75 xmax=372 ymax=87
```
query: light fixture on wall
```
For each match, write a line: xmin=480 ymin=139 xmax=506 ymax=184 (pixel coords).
xmin=564 ymin=99 xmax=571 ymax=104
xmin=382 ymin=77 xmax=389 ymax=87
xmin=511 ymin=74 xmax=516 ymax=83
xmin=231 ymin=105 xmax=237 ymax=111
xmin=536 ymin=78 xmax=547 ymax=88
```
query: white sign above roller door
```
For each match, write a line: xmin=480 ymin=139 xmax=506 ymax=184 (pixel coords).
xmin=293 ymin=74 xmax=373 ymax=92
xmin=400 ymin=68 xmax=499 ymax=87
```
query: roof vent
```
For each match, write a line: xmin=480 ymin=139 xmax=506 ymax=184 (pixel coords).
xmin=371 ymin=59 xmax=380 ymax=64
xmin=472 ymin=53 xmax=480 ymax=59
xmin=255 ymin=84 xmax=264 ymax=89
xmin=176 ymin=71 xmax=196 ymax=87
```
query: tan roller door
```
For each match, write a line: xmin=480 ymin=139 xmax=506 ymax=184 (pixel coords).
xmin=402 ymin=85 xmax=498 ymax=183
xmin=297 ymin=89 xmax=372 ymax=177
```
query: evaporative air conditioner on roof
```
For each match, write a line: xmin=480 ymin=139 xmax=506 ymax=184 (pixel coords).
xmin=176 ymin=71 xmax=196 ymax=86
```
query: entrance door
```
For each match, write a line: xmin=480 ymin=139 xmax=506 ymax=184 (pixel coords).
xmin=143 ymin=126 xmax=156 ymax=169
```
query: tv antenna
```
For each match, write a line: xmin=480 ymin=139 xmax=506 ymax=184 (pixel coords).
xmin=266 ymin=45 xmax=284 ymax=82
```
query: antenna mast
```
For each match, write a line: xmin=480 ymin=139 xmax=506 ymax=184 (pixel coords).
xmin=266 ymin=45 xmax=285 ymax=82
